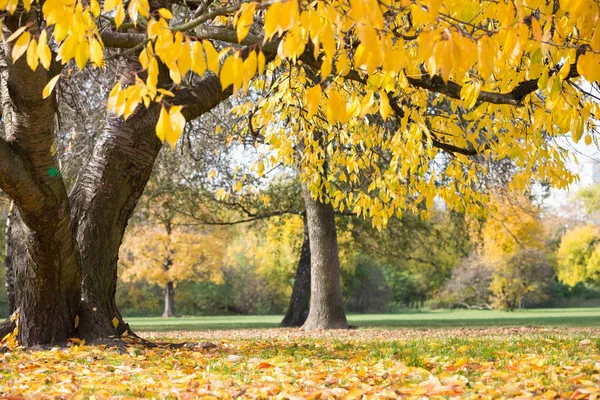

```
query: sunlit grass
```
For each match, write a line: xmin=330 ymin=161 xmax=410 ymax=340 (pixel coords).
xmin=124 ymin=307 xmax=600 ymax=331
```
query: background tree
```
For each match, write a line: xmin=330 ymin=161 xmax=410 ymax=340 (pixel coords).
xmin=120 ymin=227 xmax=226 ymax=317
xmin=556 ymin=225 xmax=600 ymax=287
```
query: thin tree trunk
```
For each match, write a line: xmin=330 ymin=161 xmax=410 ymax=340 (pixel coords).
xmin=162 ymin=281 xmax=176 ymax=318
xmin=301 ymin=183 xmax=348 ymax=330
xmin=5 ymin=202 xmax=14 ymax=315
xmin=281 ymin=215 xmax=311 ymax=327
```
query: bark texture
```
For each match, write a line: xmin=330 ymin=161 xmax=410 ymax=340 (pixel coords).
xmin=280 ymin=215 xmax=311 ymax=327
xmin=0 ymin=16 xmax=81 ymax=346
xmin=162 ymin=281 xmax=176 ymax=318
xmin=301 ymin=184 xmax=348 ymax=330
xmin=4 ymin=203 xmax=14 ymax=315
xmin=70 ymin=105 xmax=163 ymax=342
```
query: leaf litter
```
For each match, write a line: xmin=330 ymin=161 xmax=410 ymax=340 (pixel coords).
xmin=0 ymin=327 xmax=599 ymax=399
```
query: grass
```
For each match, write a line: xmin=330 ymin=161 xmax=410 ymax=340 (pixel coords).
xmin=2 ymin=327 xmax=600 ymax=398
xmin=124 ymin=307 xmax=600 ymax=331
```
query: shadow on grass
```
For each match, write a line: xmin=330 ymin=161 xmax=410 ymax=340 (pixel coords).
xmin=126 ymin=311 xmax=600 ymax=332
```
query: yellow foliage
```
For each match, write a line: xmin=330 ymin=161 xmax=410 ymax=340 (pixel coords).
xmin=556 ymin=224 xmax=600 ymax=286
xmin=481 ymin=195 xmax=546 ymax=259
xmin=120 ymin=227 xmax=227 ymax=287
xmin=12 ymin=0 xmax=600 ymax=229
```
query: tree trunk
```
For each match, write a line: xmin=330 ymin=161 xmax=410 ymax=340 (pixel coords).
xmin=70 ymin=106 xmax=163 ymax=342
xmin=281 ymin=215 xmax=311 ymax=327
xmin=0 ymin=18 xmax=81 ymax=346
xmin=301 ymin=184 xmax=348 ymax=330
xmin=4 ymin=202 xmax=14 ymax=315
xmin=162 ymin=281 xmax=176 ymax=318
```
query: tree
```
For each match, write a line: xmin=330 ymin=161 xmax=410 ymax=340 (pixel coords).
xmin=280 ymin=214 xmax=311 ymax=327
xmin=2 ymin=0 xmax=600 ymax=343
xmin=120 ymin=227 xmax=226 ymax=317
xmin=480 ymin=195 xmax=553 ymax=310
xmin=556 ymin=225 xmax=600 ymax=286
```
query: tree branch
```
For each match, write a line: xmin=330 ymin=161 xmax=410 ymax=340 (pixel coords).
xmin=407 ymin=63 xmax=579 ymax=106
xmin=0 ymin=139 xmax=47 ymax=216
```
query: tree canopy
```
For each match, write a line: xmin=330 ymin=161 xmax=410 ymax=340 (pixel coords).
xmin=8 ymin=0 xmax=598 ymax=228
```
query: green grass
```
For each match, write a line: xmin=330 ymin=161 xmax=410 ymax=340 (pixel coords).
xmin=124 ymin=307 xmax=600 ymax=331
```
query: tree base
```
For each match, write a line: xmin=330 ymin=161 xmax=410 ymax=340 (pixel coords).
xmin=302 ymin=316 xmax=349 ymax=330
xmin=0 ymin=319 xmax=16 ymax=339
xmin=280 ymin=311 xmax=309 ymax=327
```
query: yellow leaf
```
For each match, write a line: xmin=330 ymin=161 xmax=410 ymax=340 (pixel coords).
xmin=203 ymin=40 xmax=219 ymax=74
xmin=107 ymin=82 xmax=122 ymax=111
xmin=6 ymin=26 xmax=26 ymax=43
xmin=558 ymin=61 xmax=570 ymax=80
xmin=379 ymin=91 xmax=391 ymax=121
xmin=191 ymin=41 xmax=206 ymax=76
xmin=155 ymin=106 xmax=186 ymax=147
xmin=235 ymin=2 xmax=256 ymax=43
xmin=305 ymin=84 xmax=321 ymax=119
xmin=104 ymin=0 xmax=119 ymax=12
xmin=112 ymin=317 xmax=119 ymax=328
xmin=26 ymin=39 xmax=38 ymax=71
xmin=166 ymin=106 xmax=186 ymax=147
xmin=157 ymin=8 xmax=172 ymax=19
xmin=90 ymin=0 xmax=101 ymax=17
xmin=37 ymin=30 xmax=52 ymax=70
xmin=220 ymin=55 xmax=235 ymax=89
xmin=264 ymin=2 xmax=282 ymax=40
xmin=12 ymin=31 xmax=30 ymax=63
xmin=42 ymin=75 xmax=61 ymax=99
xmin=585 ymin=134 xmax=592 ymax=146
xmin=115 ymin=3 xmax=126 ymax=28
xmin=257 ymin=51 xmax=266 ymax=75
xmin=75 ymin=40 xmax=89 ymax=70
xmin=90 ymin=39 xmax=104 ymax=67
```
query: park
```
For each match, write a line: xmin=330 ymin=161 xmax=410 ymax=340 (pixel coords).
xmin=1 ymin=0 xmax=600 ymax=397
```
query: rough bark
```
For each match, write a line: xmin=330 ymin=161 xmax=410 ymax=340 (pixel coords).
xmin=69 ymin=104 xmax=163 ymax=342
xmin=301 ymin=184 xmax=348 ymax=330
xmin=162 ymin=281 xmax=176 ymax=318
xmin=0 ymin=16 xmax=81 ymax=346
xmin=5 ymin=202 xmax=14 ymax=315
xmin=281 ymin=215 xmax=311 ymax=327
xmin=70 ymin=73 xmax=229 ymax=341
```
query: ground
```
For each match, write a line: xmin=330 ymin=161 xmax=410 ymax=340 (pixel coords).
xmin=1 ymin=309 xmax=600 ymax=398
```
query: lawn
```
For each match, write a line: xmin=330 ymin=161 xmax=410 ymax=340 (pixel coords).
xmin=125 ymin=307 xmax=600 ymax=331
xmin=2 ymin=308 xmax=600 ymax=398
xmin=1 ymin=327 xmax=599 ymax=398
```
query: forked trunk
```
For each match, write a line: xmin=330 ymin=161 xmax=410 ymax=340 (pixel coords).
xmin=162 ymin=281 xmax=176 ymax=318
xmin=281 ymin=215 xmax=311 ymax=327
xmin=301 ymin=184 xmax=348 ymax=330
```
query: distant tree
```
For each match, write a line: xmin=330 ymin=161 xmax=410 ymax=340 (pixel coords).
xmin=556 ymin=225 xmax=600 ymax=286
xmin=489 ymin=250 xmax=554 ymax=310
xmin=575 ymin=185 xmax=600 ymax=217
xmin=120 ymin=227 xmax=226 ymax=317
xmin=481 ymin=195 xmax=553 ymax=310
xmin=438 ymin=255 xmax=494 ymax=309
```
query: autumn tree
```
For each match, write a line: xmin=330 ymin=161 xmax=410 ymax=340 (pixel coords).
xmin=556 ymin=225 xmax=600 ymax=286
xmin=2 ymin=0 xmax=600 ymax=344
xmin=120 ymin=228 xmax=226 ymax=317
xmin=480 ymin=195 xmax=554 ymax=309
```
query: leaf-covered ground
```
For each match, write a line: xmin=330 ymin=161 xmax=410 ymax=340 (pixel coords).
xmin=1 ymin=327 xmax=600 ymax=399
